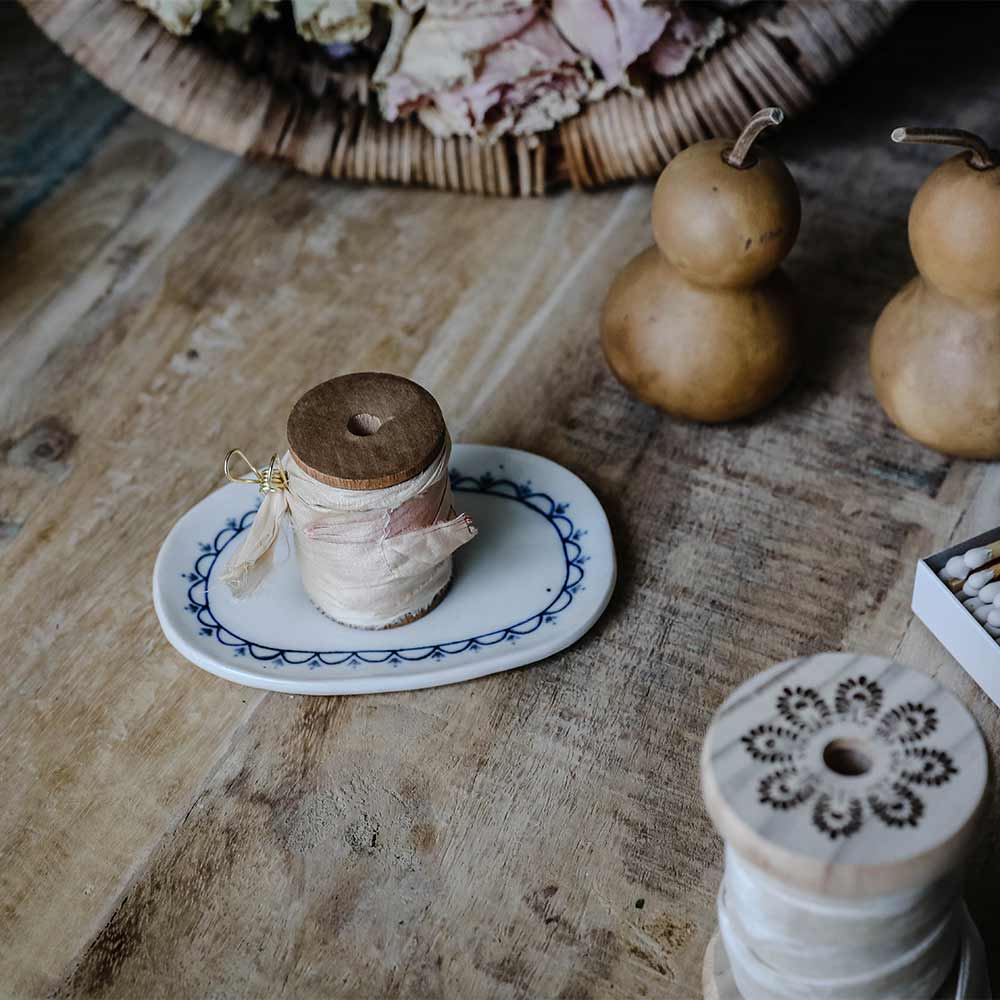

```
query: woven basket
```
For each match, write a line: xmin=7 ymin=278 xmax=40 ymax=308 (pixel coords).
xmin=23 ymin=0 xmax=907 ymax=196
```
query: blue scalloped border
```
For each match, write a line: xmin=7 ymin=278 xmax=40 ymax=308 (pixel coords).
xmin=182 ymin=465 xmax=588 ymax=669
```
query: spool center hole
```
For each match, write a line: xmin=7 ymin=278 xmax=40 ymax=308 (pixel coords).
xmin=823 ymin=738 xmax=873 ymax=777
xmin=347 ymin=412 xmax=382 ymax=437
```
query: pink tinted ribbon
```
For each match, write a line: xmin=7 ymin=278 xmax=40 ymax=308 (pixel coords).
xmin=220 ymin=437 xmax=476 ymax=628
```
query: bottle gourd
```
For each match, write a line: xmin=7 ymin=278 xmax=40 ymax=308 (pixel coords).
xmin=601 ymin=107 xmax=801 ymax=423
xmin=871 ymin=127 xmax=1000 ymax=458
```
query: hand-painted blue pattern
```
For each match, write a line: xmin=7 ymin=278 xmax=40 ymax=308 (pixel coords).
xmin=183 ymin=466 xmax=587 ymax=669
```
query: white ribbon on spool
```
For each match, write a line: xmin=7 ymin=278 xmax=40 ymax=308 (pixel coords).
xmin=220 ymin=435 xmax=476 ymax=628
xmin=717 ymin=848 xmax=967 ymax=1000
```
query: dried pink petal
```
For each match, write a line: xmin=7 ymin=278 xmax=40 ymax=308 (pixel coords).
xmin=647 ymin=4 xmax=726 ymax=78
xmin=379 ymin=6 xmax=539 ymax=120
xmin=416 ymin=16 xmax=591 ymax=139
xmin=551 ymin=0 xmax=669 ymax=90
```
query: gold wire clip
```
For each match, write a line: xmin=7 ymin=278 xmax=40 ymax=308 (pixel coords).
xmin=224 ymin=449 xmax=289 ymax=494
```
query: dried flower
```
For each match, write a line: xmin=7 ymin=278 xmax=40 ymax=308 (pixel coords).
xmin=131 ymin=0 xmax=744 ymax=138
xmin=381 ymin=8 xmax=598 ymax=140
xmin=647 ymin=4 xmax=727 ymax=78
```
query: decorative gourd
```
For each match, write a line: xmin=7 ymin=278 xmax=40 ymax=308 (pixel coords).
xmin=871 ymin=127 xmax=1000 ymax=458
xmin=600 ymin=108 xmax=801 ymax=423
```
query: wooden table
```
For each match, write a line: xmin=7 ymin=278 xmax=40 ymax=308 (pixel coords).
xmin=3 ymin=4 xmax=999 ymax=997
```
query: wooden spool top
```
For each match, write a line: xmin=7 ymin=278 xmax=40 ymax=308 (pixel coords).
xmin=286 ymin=373 xmax=446 ymax=490
xmin=701 ymin=653 xmax=987 ymax=899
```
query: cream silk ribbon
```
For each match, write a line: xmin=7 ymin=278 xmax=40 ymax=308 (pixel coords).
xmin=220 ymin=437 xmax=476 ymax=629
xmin=718 ymin=848 xmax=963 ymax=1000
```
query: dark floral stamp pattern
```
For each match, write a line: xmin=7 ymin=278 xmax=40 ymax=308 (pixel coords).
xmin=741 ymin=676 xmax=957 ymax=840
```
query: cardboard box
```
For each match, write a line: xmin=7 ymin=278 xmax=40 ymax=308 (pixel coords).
xmin=912 ymin=527 xmax=1000 ymax=709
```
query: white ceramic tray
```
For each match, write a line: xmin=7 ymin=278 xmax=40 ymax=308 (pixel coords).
xmin=153 ymin=444 xmax=616 ymax=695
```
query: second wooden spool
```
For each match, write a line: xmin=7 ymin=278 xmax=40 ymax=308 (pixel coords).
xmin=701 ymin=652 xmax=990 ymax=1000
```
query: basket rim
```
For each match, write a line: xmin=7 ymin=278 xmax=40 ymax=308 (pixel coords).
xmin=21 ymin=0 xmax=909 ymax=195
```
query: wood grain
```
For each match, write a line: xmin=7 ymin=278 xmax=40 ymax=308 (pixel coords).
xmin=2 ymin=4 xmax=1000 ymax=998
xmin=286 ymin=373 xmax=445 ymax=489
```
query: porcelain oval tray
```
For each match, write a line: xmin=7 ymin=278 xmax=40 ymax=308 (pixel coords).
xmin=153 ymin=444 xmax=616 ymax=694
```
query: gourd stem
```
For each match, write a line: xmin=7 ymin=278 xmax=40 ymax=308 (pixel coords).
xmin=891 ymin=127 xmax=995 ymax=169
xmin=724 ymin=107 xmax=784 ymax=168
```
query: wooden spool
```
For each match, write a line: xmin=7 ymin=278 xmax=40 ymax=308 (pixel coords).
xmin=286 ymin=371 xmax=451 ymax=627
xmin=700 ymin=652 xmax=989 ymax=1000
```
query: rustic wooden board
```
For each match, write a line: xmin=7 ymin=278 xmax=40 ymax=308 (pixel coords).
xmin=1 ymin=4 xmax=999 ymax=998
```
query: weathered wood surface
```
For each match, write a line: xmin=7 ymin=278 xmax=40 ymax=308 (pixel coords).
xmin=1 ymin=4 xmax=999 ymax=997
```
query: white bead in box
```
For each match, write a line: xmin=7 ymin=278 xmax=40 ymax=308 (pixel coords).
xmin=912 ymin=526 xmax=1000 ymax=709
